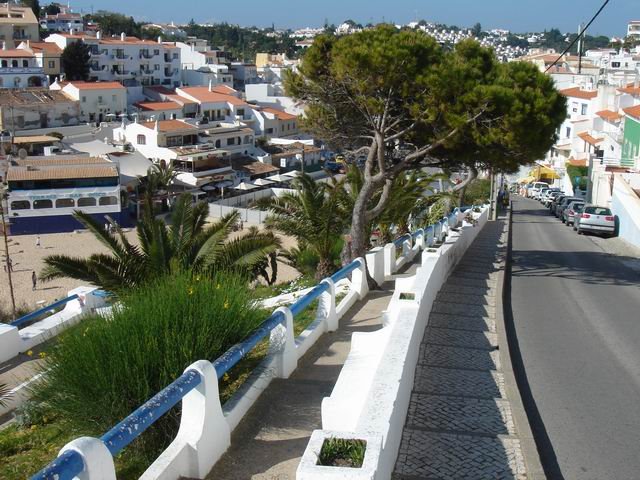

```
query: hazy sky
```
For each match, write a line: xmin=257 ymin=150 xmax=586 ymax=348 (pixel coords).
xmin=71 ymin=0 xmax=636 ymax=37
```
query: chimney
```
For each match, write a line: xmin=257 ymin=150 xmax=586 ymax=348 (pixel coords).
xmin=2 ymin=41 xmax=6 ymax=51
xmin=120 ymin=32 xmax=126 ymax=42
xmin=96 ymin=30 xmax=102 ymax=40
xmin=155 ymin=119 xmax=160 ymax=131
xmin=69 ymin=28 xmax=74 ymax=36
xmin=157 ymin=36 xmax=162 ymax=44
xmin=635 ymin=74 xmax=639 ymax=89
xmin=26 ymin=39 xmax=30 ymax=48
xmin=208 ymin=79 xmax=213 ymax=92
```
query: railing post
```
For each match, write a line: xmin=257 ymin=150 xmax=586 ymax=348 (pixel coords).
xmin=383 ymin=243 xmax=395 ymax=279
xmin=270 ymin=307 xmax=297 ymax=378
xmin=318 ymin=278 xmax=337 ymax=332
xmin=0 ymin=324 xmax=21 ymax=364
xmin=170 ymin=360 xmax=230 ymax=479
xmin=351 ymin=258 xmax=369 ymax=299
xmin=402 ymin=238 xmax=412 ymax=257
xmin=415 ymin=229 xmax=425 ymax=249
xmin=58 ymin=437 xmax=116 ymax=480
xmin=365 ymin=247 xmax=385 ymax=285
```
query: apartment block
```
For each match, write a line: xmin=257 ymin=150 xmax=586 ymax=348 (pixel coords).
xmin=0 ymin=3 xmax=39 ymax=48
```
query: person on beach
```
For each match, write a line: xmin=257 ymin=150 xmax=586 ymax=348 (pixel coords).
xmin=32 ymin=271 xmax=37 ymax=291
xmin=35 ymin=236 xmax=41 ymax=248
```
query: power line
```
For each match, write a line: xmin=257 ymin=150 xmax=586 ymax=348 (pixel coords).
xmin=545 ymin=0 xmax=611 ymax=73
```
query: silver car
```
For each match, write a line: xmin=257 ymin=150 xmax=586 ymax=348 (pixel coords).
xmin=555 ymin=197 xmax=581 ymax=218
xmin=563 ymin=201 xmax=584 ymax=225
xmin=575 ymin=205 xmax=616 ymax=236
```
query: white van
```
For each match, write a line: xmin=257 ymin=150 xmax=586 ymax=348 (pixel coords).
xmin=529 ymin=181 xmax=549 ymax=199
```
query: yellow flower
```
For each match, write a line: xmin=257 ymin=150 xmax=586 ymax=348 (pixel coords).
xmin=195 ymin=275 xmax=201 ymax=282
xmin=223 ymin=300 xmax=230 ymax=309
xmin=222 ymin=373 xmax=230 ymax=382
xmin=30 ymin=425 xmax=37 ymax=431
xmin=26 ymin=350 xmax=33 ymax=357
xmin=216 ymin=284 xmax=221 ymax=290
xmin=188 ymin=287 xmax=194 ymax=296
xmin=39 ymin=352 xmax=47 ymax=359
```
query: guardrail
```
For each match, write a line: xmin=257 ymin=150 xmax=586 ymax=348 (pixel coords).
xmin=10 ymin=294 xmax=79 ymax=329
xmin=31 ymin=209 xmax=466 ymax=480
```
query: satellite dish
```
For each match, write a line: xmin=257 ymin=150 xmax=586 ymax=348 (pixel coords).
xmin=18 ymin=148 xmax=28 ymax=160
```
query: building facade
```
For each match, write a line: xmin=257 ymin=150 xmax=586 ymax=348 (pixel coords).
xmin=0 ymin=46 xmax=48 ymax=88
xmin=51 ymin=80 xmax=126 ymax=123
xmin=0 ymin=3 xmax=39 ymax=48
xmin=0 ymin=88 xmax=80 ymax=131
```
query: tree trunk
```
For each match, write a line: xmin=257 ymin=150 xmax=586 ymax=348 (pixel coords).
xmin=315 ymin=257 xmax=335 ymax=281
xmin=346 ymin=181 xmax=380 ymax=289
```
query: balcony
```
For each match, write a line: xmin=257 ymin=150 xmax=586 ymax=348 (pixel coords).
xmin=0 ymin=67 xmax=44 ymax=74
xmin=12 ymin=32 xmax=31 ymax=40
xmin=140 ymin=67 xmax=152 ymax=75
xmin=115 ymin=53 xmax=127 ymax=60
xmin=140 ymin=51 xmax=154 ymax=59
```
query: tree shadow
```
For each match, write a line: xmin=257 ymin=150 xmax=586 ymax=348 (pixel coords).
xmin=512 ymin=250 xmax=639 ymax=287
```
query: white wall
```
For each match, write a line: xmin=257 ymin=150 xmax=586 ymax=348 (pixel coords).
xmin=611 ymin=173 xmax=640 ymax=248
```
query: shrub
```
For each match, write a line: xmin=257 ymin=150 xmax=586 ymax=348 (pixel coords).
xmin=32 ymin=271 xmax=265 ymax=455
xmin=318 ymin=437 xmax=367 ymax=468
xmin=463 ymin=178 xmax=492 ymax=206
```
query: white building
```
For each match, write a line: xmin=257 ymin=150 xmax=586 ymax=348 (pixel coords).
xmin=0 ymin=46 xmax=48 ymax=88
xmin=177 ymin=40 xmax=233 ymax=87
xmin=40 ymin=11 xmax=84 ymax=33
xmin=628 ymin=21 xmax=640 ymax=38
xmin=245 ymin=83 xmax=304 ymax=116
xmin=51 ymin=80 xmax=126 ymax=123
xmin=0 ymin=87 xmax=80 ymax=131
xmin=45 ymin=32 xmax=182 ymax=89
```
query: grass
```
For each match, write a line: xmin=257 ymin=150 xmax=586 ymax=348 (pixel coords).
xmin=0 ymin=277 xmax=330 ymax=480
xmin=317 ymin=437 xmax=367 ymax=468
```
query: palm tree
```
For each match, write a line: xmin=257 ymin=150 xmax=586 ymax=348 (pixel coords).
xmin=259 ymin=173 xmax=346 ymax=280
xmin=0 ymin=383 xmax=11 ymax=408
xmin=41 ymin=195 xmax=281 ymax=293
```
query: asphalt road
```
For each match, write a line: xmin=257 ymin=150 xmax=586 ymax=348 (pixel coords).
xmin=509 ymin=196 xmax=640 ymax=480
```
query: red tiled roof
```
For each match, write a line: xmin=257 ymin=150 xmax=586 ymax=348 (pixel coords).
xmin=134 ymin=101 xmax=182 ymax=111
xmin=577 ymin=132 xmax=604 ymax=146
xmin=141 ymin=119 xmax=198 ymax=132
xmin=623 ymin=105 xmax=640 ymax=120
xmin=261 ymin=106 xmax=297 ymax=120
xmin=568 ymin=157 xmax=587 ymax=167
xmin=66 ymin=81 xmax=125 ymax=90
xmin=178 ymin=86 xmax=248 ymax=106
xmin=0 ymin=49 xmax=34 ymax=58
xmin=618 ymin=83 xmax=640 ymax=96
xmin=22 ymin=42 xmax=62 ymax=54
xmin=596 ymin=109 xmax=623 ymax=122
xmin=559 ymin=87 xmax=598 ymax=100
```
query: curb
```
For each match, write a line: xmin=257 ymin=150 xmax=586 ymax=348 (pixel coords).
xmin=494 ymin=207 xmax=547 ymax=480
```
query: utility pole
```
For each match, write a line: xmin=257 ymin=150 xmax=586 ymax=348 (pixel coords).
xmin=578 ymin=23 xmax=585 ymax=75
xmin=0 ymin=191 xmax=16 ymax=320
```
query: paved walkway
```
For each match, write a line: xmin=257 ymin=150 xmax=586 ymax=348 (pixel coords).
xmin=393 ymin=220 xmax=528 ymax=480
xmin=207 ymin=262 xmax=420 ymax=480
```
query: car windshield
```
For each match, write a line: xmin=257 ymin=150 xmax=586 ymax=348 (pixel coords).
xmin=584 ymin=206 xmax=612 ymax=215
xmin=574 ymin=204 xmax=584 ymax=212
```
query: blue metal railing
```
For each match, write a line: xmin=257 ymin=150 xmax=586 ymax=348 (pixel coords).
xmin=10 ymin=294 xmax=79 ymax=329
xmin=393 ymin=233 xmax=411 ymax=248
xmin=30 ymin=209 xmax=473 ymax=479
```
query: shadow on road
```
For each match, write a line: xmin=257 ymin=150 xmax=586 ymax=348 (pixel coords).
xmin=512 ymin=250 xmax=639 ymax=287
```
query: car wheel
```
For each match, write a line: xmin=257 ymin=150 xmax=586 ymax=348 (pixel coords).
xmin=573 ymin=225 xmax=577 ymax=231
xmin=577 ymin=227 xmax=583 ymax=235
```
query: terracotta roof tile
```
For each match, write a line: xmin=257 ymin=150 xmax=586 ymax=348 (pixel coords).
xmin=66 ymin=81 xmax=125 ymax=90
xmin=596 ymin=109 xmax=623 ymax=122
xmin=141 ymin=119 xmax=199 ymax=132
xmin=134 ymin=101 xmax=182 ymax=111
xmin=623 ymin=104 xmax=640 ymax=120
xmin=577 ymin=132 xmax=604 ymax=146
xmin=559 ymin=87 xmax=598 ymax=100
xmin=261 ymin=107 xmax=297 ymax=120
xmin=8 ymin=165 xmax=118 ymax=181
xmin=178 ymin=86 xmax=248 ymax=106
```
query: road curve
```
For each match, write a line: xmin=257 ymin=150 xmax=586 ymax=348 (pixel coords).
xmin=509 ymin=196 xmax=640 ymax=480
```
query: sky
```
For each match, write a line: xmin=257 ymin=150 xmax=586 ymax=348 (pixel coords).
xmin=71 ymin=0 xmax=636 ymax=37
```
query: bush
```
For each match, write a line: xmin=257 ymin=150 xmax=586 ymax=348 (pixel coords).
xmin=32 ymin=271 xmax=265 ymax=455
xmin=463 ymin=178 xmax=491 ymax=206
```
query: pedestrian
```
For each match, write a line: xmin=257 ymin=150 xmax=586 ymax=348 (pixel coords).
xmin=32 ymin=271 xmax=37 ymax=291
xmin=240 ymin=220 xmax=244 ymax=231
xmin=35 ymin=235 xmax=41 ymax=248
xmin=8 ymin=257 xmax=13 ymax=272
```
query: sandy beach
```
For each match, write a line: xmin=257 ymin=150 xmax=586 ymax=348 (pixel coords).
xmin=0 ymin=221 xmax=300 ymax=314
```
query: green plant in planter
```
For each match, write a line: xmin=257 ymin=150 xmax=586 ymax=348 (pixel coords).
xmin=31 ymin=270 xmax=265 ymax=458
xmin=317 ymin=437 xmax=367 ymax=468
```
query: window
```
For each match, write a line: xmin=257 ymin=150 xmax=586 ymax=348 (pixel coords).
xmin=99 ymin=196 xmax=118 ymax=206
xmin=244 ymin=135 xmax=251 ymax=144
xmin=98 ymin=96 xmax=103 ymax=103
xmin=611 ymin=61 xmax=620 ymax=68
xmin=154 ymin=49 xmax=160 ymax=55
xmin=172 ymin=53 xmax=178 ymax=59
xmin=77 ymin=197 xmax=97 ymax=207
xmin=1 ymin=60 xmax=6 ymax=67
xmin=227 ymin=137 xmax=236 ymax=146
xmin=266 ymin=128 xmax=273 ymax=134
xmin=237 ymin=108 xmax=245 ymax=117
xmin=22 ymin=60 xmax=28 ymax=67
xmin=137 ymin=134 xmax=146 ymax=145
xmin=215 ymin=139 xmax=221 ymax=148
xmin=154 ymin=64 xmax=160 ymax=71
xmin=48 ymin=60 xmax=55 ymax=68
xmin=33 ymin=199 xmax=53 ymax=209
xmin=581 ymin=104 xmax=588 ymax=116
xmin=81 ymin=96 xmax=86 ymax=103
xmin=565 ymin=127 xmax=571 ymax=138
xmin=10 ymin=200 xmax=30 ymax=210
xmin=11 ymin=60 xmax=18 ymax=67
xmin=584 ymin=206 xmax=611 ymax=216
xmin=55 ymin=198 xmax=75 ymax=208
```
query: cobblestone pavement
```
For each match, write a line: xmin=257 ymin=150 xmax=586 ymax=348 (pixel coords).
xmin=393 ymin=220 xmax=528 ymax=480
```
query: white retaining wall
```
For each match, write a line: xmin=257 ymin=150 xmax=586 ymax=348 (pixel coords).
xmin=297 ymin=208 xmax=489 ymax=480
xmin=611 ymin=173 xmax=640 ymax=249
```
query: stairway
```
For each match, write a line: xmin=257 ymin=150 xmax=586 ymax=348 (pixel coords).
xmin=393 ymin=221 xmax=527 ymax=480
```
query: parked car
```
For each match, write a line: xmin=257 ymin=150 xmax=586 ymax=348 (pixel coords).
xmin=540 ymin=188 xmax=561 ymax=204
xmin=530 ymin=182 xmax=549 ymax=199
xmin=555 ymin=197 xmax=581 ymax=218
xmin=562 ymin=201 xmax=584 ymax=225
xmin=544 ymin=190 xmax=563 ymax=207
xmin=550 ymin=194 xmax=567 ymax=213
xmin=324 ymin=161 xmax=344 ymax=174
xmin=537 ymin=187 xmax=551 ymax=201
xmin=575 ymin=205 xmax=616 ymax=236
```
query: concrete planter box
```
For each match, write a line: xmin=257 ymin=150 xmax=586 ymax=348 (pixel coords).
xmin=297 ymin=430 xmax=381 ymax=480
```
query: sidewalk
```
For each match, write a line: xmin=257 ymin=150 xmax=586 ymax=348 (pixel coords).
xmin=206 ymin=262 xmax=420 ymax=480
xmin=393 ymin=220 xmax=528 ymax=479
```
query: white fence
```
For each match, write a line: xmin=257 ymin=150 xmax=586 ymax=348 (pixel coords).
xmin=297 ymin=208 xmax=489 ymax=480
